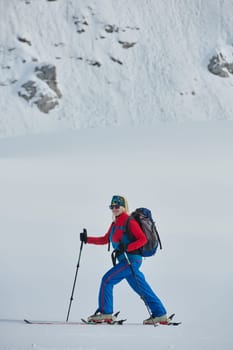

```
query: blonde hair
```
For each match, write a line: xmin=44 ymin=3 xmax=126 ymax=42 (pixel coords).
xmin=122 ymin=196 xmax=129 ymax=214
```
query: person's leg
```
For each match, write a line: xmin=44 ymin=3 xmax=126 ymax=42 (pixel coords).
xmin=126 ymin=262 xmax=166 ymax=316
xmin=98 ymin=261 xmax=131 ymax=314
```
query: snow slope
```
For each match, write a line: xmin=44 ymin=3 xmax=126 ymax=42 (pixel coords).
xmin=1 ymin=0 xmax=233 ymax=136
xmin=0 ymin=121 xmax=233 ymax=349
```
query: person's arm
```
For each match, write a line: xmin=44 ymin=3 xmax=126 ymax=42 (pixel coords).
xmin=85 ymin=223 xmax=113 ymax=245
xmin=127 ymin=219 xmax=147 ymax=252
xmin=87 ymin=232 xmax=109 ymax=245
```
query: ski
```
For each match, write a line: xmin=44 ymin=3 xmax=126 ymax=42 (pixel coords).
xmin=24 ymin=319 xmax=180 ymax=326
xmin=24 ymin=319 xmax=83 ymax=325
xmin=24 ymin=319 xmax=126 ymax=326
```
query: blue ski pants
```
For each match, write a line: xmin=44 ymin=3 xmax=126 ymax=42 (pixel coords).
xmin=98 ymin=258 xmax=166 ymax=316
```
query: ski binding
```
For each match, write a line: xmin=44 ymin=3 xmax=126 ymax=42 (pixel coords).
xmin=81 ymin=311 xmax=126 ymax=325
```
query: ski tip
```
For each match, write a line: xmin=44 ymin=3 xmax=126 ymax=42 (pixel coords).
xmin=168 ymin=313 xmax=175 ymax=320
xmin=117 ymin=319 xmax=127 ymax=325
xmin=170 ymin=321 xmax=182 ymax=326
xmin=24 ymin=319 xmax=31 ymax=324
xmin=167 ymin=313 xmax=182 ymax=326
xmin=114 ymin=311 xmax=120 ymax=318
xmin=81 ymin=318 xmax=89 ymax=324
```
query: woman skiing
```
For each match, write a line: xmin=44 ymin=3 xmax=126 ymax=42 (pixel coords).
xmin=80 ymin=195 xmax=167 ymax=324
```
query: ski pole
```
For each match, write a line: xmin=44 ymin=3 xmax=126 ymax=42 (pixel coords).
xmin=66 ymin=229 xmax=86 ymax=322
xmin=123 ymin=252 xmax=157 ymax=327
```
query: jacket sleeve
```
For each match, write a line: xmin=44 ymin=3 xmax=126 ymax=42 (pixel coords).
xmin=86 ymin=223 xmax=113 ymax=245
xmin=127 ymin=219 xmax=147 ymax=252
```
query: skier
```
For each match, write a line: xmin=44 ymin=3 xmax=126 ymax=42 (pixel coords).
xmin=80 ymin=195 xmax=168 ymax=324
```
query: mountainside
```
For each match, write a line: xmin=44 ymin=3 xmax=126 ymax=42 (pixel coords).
xmin=1 ymin=0 xmax=233 ymax=136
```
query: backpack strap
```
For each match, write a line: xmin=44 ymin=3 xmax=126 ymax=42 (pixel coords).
xmin=124 ymin=217 xmax=142 ymax=255
xmin=125 ymin=217 xmax=135 ymax=241
xmin=107 ymin=222 xmax=115 ymax=252
xmin=111 ymin=249 xmax=122 ymax=266
xmin=151 ymin=221 xmax=162 ymax=250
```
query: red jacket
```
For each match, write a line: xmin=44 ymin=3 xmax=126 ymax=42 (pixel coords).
xmin=87 ymin=212 xmax=147 ymax=252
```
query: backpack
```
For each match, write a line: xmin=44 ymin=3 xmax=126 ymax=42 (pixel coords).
xmin=125 ymin=208 xmax=162 ymax=257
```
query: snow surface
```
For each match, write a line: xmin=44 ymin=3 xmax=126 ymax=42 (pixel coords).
xmin=1 ymin=0 xmax=233 ymax=136
xmin=0 ymin=121 xmax=233 ymax=349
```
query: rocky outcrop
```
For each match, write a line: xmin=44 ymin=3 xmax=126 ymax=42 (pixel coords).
xmin=35 ymin=65 xmax=62 ymax=98
xmin=18 ymin=64 xmax=62 ymax=113
xmin=208 ymin=53 xmax=233 ymax=78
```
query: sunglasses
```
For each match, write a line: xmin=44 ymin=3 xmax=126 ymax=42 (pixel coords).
xmin=109 ymin=204 xmax=120 ymax=209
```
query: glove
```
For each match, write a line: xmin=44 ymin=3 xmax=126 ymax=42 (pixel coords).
xmin=118 ymin=242 xmax=128 ymax=253
xmin=80 ymin=229 xmax=87 ymax=243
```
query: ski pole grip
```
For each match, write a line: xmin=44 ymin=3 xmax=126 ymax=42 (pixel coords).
xmin=80 ymin=228 xmax=87 ymax=243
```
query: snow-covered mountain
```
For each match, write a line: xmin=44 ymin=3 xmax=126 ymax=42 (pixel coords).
xmin=1 ymin=0 xmax=233 ymax=137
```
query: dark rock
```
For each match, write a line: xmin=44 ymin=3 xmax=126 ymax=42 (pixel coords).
xmin=110 ymin=56 xmax=123 ymax=65
xmin=18 ymin=64 xmax=62 ymax=113
xmin=118 ymin=41 xmax=136 ymax=49
xmin=18 ymin=80 xmax=37 ymax=101
xmin=17 ymin=36 xmax=32 ymax=46
xmin=104 ymin=24 xmax=119 ymax=33
xmin=35 ymin=64 xmax=62 ymax=98
xmin=35 ymin=95 xmax=59 ymax=113
xmin=208 ymin=53 xmax=233 ymax=78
